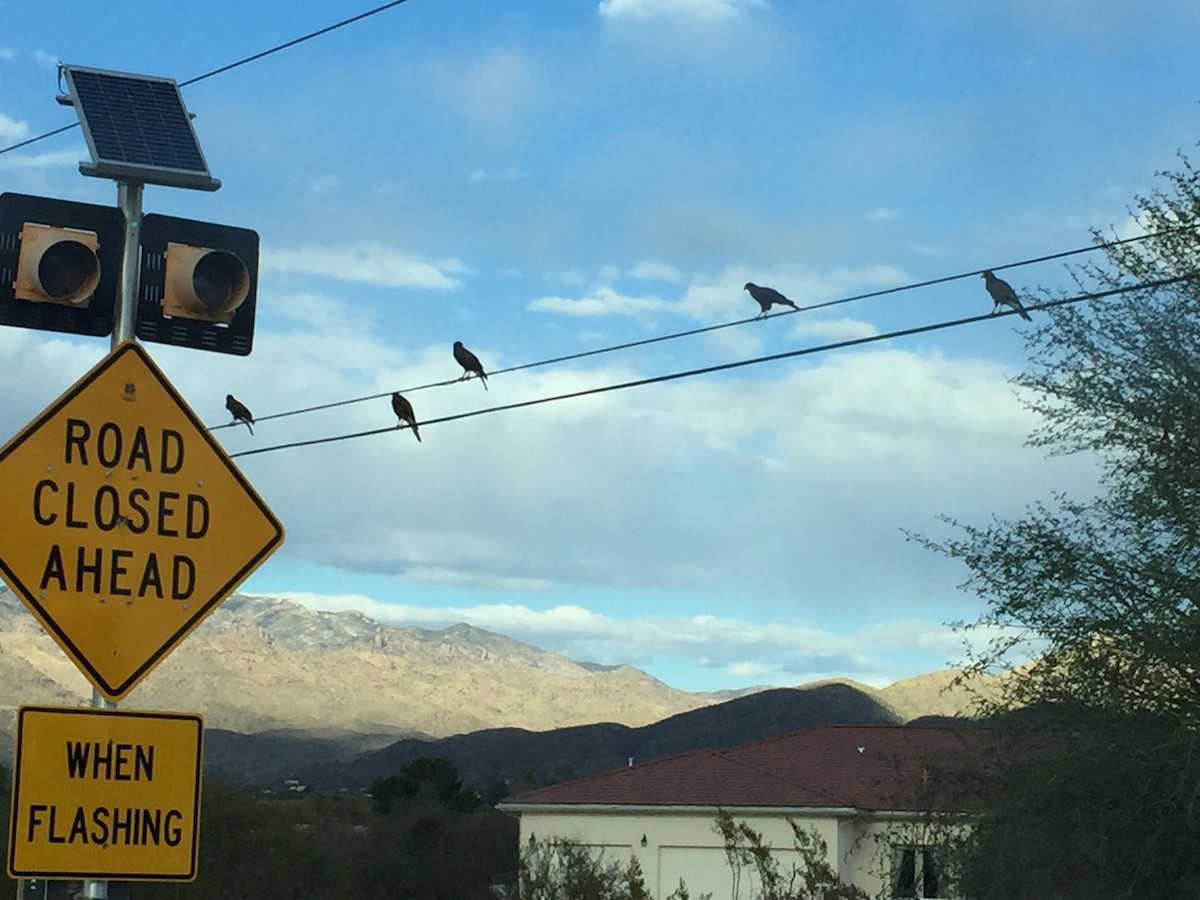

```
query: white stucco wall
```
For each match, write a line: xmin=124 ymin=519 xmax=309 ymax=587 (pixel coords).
xmin=510 ymin=806 xmax=921 ymax=900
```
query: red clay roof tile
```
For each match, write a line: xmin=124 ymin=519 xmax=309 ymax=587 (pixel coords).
xmin=503 ymin=724 xmax=982 ymax=812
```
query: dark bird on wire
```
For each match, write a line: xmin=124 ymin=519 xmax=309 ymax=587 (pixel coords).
xmin=981 ymin=270 xmax=1032 ymax=321
xmin=744 ymin=282 xmax=799 ymax=318
xmin=225 ymin=394 xmax=255 ymax=435
xmin=453 ymin=341 xmax=488 ymax=390
xmin=391 ymin=392 xmax=421 ymax=442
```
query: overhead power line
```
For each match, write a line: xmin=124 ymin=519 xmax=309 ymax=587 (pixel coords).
xmin=212 ymin=224 xmax=1198 ymax=432
xmin=0 ymin=123 xmax=77 ymax=155
xmin=178 ymin=0 xmax=413 ymax=88
xmin=0 ymin=0 xmax=414 ymax=156
xmin=227 ymin=273 xmax=1199 ymax=459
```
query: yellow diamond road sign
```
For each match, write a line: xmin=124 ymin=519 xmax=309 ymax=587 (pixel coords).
xmin=8 ymin=705 xmax=203 ymax=881
xmin=0 ymin=341 xmax=284 ymax=700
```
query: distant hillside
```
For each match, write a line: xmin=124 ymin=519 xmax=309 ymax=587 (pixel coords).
xmin=0 ymin=586 xmax=1002 ymax=791
xmin=205 ymin=681 xmax=905 ymax=791
xmin=0 ymin=588 xmax=711 ymax=752
xmin=876 ymin=669 xmax=998 ymax=720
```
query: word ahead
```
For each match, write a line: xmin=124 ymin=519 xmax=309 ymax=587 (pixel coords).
xmin=8 ymin=706 xmax=203 ymax=881
xmin=0 ymin=341 xmax=284 ymax=699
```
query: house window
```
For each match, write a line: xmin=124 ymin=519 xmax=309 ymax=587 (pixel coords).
xmin=891 ymin=846 xmax=946 ymax=899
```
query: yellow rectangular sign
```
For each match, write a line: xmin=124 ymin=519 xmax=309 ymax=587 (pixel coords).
xmin=8 ymin=706 xmax=203 ymax=881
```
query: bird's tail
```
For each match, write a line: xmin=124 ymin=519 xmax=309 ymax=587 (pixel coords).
xmin=784 ymin=300 xmax=799 ymax=310
xmin=412 ymin=424 xmax=422 ymax=442
xmin=1019 ymin=308 xmax=1032 ymax=322
xmin=480 ymin=374 xmax=489 ymax=391
xmin=244 ymin=421 xmax=254 ymax=435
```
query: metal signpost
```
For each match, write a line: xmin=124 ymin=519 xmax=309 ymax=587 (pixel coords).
xmin=0 ymin=65 xmax=283 ymax=894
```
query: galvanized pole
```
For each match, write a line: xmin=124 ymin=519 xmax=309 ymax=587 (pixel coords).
xmin=82 ymin=178 xmax=142 ymax=900
xmin=113 ymin=180 xmax=143 ymax=346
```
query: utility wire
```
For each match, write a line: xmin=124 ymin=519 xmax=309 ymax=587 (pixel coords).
xmin=0 ymin=123 xmax=77 ymax=155
xmin=0 ymin=0 xmax=414 ymax=156
xmin=178 ymin=0 xmax=413 ymax=87
xmin=212 ymin=225 xmax=1197 ymax=431
xmin=227 ymin=273 xmax=1198 ymax=459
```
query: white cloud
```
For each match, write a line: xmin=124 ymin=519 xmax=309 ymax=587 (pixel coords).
xmin=865 ymin=206 xmax=900 ymax=222
xmin=679 ymin=264 xmax=909 ymax=321
xmin=217 ymin=319 xmax=1096 ymax=638
xmin=790 ymin=317 xmax=879 ymax=342
xmin=403 ymin=566 xmax=551 ymax=592
xmin=0 ymin=149 xmax=81 ymax=170
xmin=529 ymin=263 xmax=907 ymax=326
xmin=467 ymin=167 xmax=526 ymax=183
xmin=544 ymin=270 xmax=588 ymax=286
xmin=598 ymin=0 xmax=767 ymax=23
xmin=304 ymin=174 xmax=338 ymax=198
xmin=425 ymin=48 xmax=546 ymax=145
xmin=260 ymin=243 xmax=466 ymax=289
xmin=0 ymin=113 xmax=27 ymax=142
xmin=629 ymin=260 xmax=684 ymax=282
xmin=0 ymin=287 xmax=1089 ymax=693
xmin=0 ymin=48 xmax=15 ymax=61
xmin=528 ymin=285 xmax=670 ymax=317
xmin=273 ymin=590 xmax=946 ymax=685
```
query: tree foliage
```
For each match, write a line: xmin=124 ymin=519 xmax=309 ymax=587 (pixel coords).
xmin=510 ymin=813 xmax=865 ymax=900
xmin=514 ymin=839 xmax=654 ymax=900
xmin=372 ymin=754 xmax=482 ymax=814
xmin=919 ymin=148 xmax=1200 ymax=897
xmin=128 ymin=762 xmax=515 ymax=900
xmin=710 ymin=811 xmax=868 ymax=900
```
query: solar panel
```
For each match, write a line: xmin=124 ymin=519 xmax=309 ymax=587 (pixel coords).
xmin=60 ymin=65 xmax=220 ymax=191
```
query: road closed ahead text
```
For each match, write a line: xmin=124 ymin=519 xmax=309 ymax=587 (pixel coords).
xmin=34 ymin=418 xmax=207 ymax=602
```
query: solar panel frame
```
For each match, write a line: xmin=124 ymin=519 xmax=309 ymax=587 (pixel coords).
xmin=61 ymin=65 xmax=221 ymax=191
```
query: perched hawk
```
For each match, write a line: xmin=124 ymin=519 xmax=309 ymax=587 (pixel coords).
xmin=453 ymin=341 xmax=489 ymax=390
xmin=225 ymin=394 xmax=255 ymax=435
xmin=391 ymin=392 xmax=421 ymax=442
xmin=744 ymin=283 xmax=799 ymax=318
xmin=981 ymin=271 xmax=1032 ymax=321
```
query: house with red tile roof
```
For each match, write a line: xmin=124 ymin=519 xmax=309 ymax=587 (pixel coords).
xmin=499 ymin=724 xmax=980 ymax=899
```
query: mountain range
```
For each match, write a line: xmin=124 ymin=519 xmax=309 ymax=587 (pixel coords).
xmin=0 ymin=587 xmax=996 ymax=791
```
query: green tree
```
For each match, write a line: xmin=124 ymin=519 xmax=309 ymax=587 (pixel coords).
xmin=366 ymin=757 xmax=515 ymax=899
xmin=372 ymin=755 xmax=481 ymax=814
xmin=514 ymin=839 xmax=654 ymax=900
xmin=135 ymin=777 xmax=370 ymax=900
xmin=132 ymin=770 xmax=515 ymax=900
xmin=918 ymin=148 xmax=1200 ymax=898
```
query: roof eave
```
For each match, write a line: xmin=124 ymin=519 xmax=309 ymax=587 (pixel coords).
xmin=497 ymin=802 xmax=859 ymax=816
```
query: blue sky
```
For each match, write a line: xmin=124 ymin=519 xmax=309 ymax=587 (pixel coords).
xmin=1 ymin=0 xmax=1197 ymax=693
